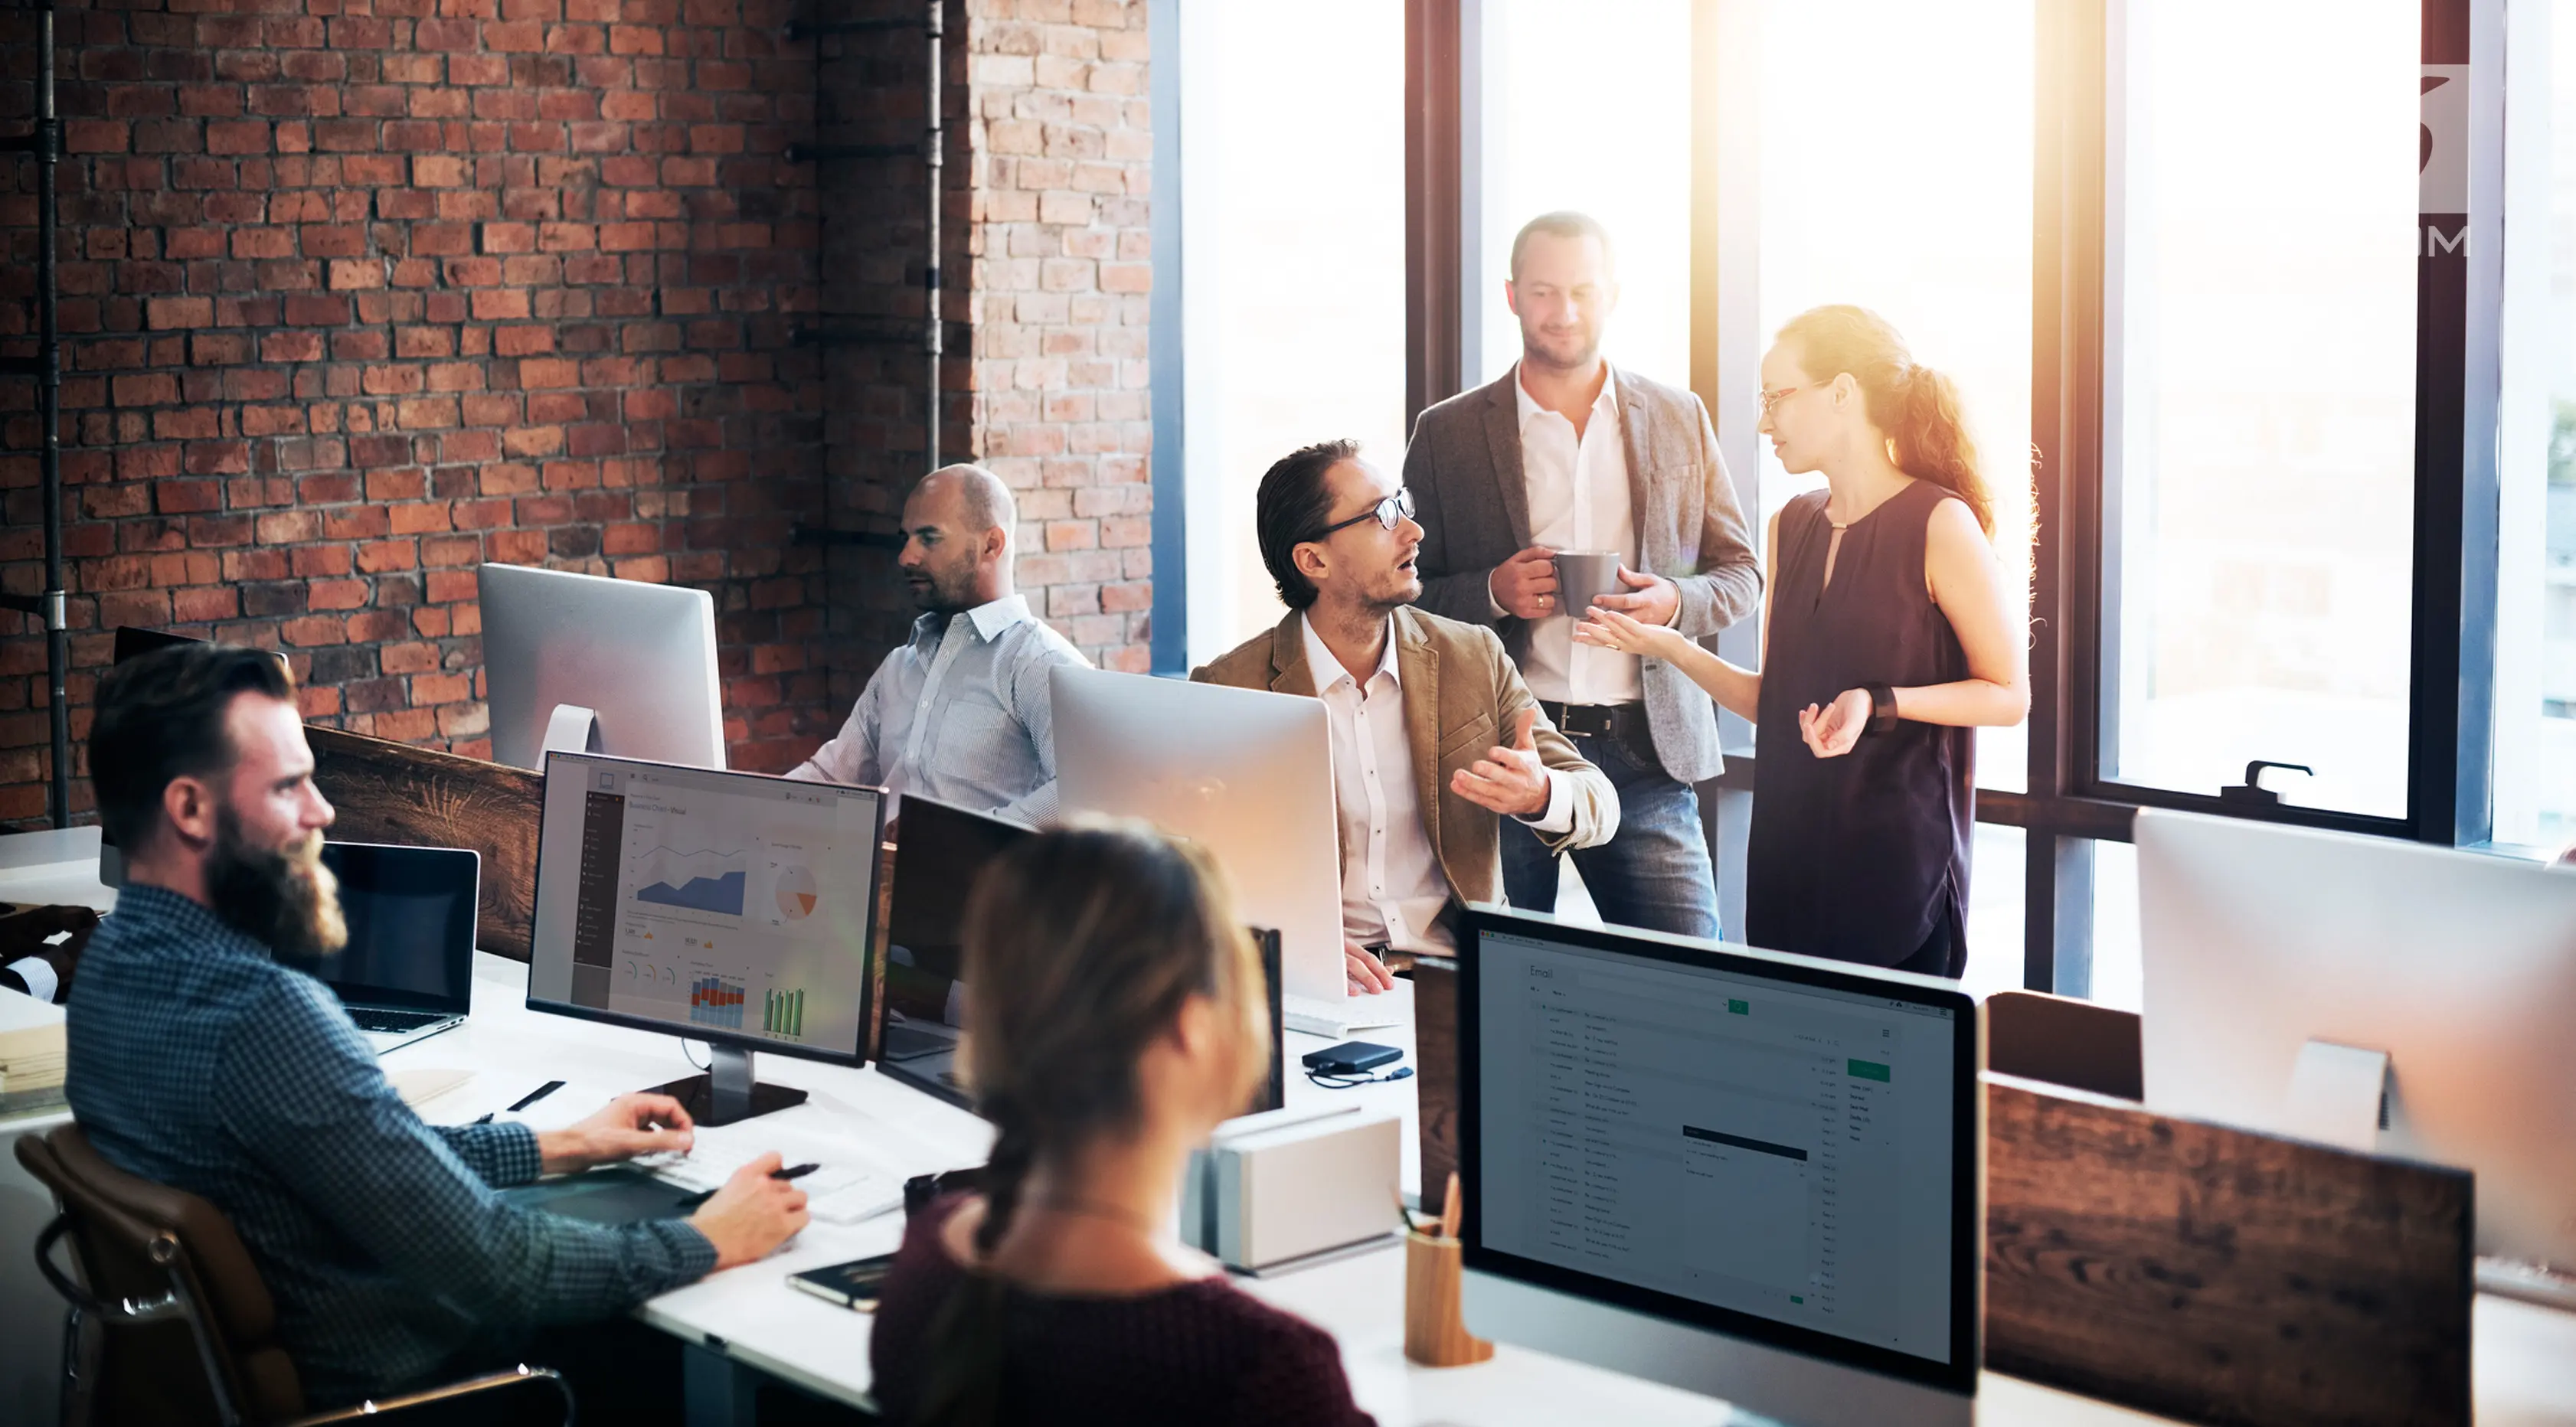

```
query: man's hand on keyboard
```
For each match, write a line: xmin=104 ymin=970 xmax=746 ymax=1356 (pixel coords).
xmin=536 ymin=1092 xmax=698 ymax=1175
xmin=691 ymin=1151 xmax=812 ymax=1268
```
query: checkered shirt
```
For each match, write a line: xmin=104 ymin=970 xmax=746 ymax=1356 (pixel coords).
xmin=64 ymin=884 xmax=717 ymax=1407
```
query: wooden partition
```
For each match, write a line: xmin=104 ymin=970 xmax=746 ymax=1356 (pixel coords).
xmin=1986 ymin=1075 xmax=2472 ymax=1427
xmin=1411 ymin=956 xmax=1458 ymax=1207
xmin=306 ymin=727 xmax=544 ymax=962
xmin=1410 ymin=981 xmax=2474 ymax=1425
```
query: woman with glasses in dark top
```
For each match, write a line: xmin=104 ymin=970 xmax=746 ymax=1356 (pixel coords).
xmin=1577 ymin=305 xmax=2028 ymax=977
xmin=869 ymin=820 xmax=1376 ymax=1427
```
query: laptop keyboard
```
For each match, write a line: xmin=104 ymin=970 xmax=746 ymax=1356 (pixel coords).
xmin=880 ymin=1019 xmax=956 ymax=1063
xmin=350 ymin=1008 xmax=447 ymax=1034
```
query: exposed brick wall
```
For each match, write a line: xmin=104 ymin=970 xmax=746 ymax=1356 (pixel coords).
xmin=0 ymin=0 xmax=1152 ymax=831
xmin=963 ymin=0 xmax=1152 ymax=673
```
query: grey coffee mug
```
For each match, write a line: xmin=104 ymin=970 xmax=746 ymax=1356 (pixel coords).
xmin=1552 ymin=550 xmax=1626 ymax=619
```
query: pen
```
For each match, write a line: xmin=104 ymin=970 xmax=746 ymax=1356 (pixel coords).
xmin=508 ymin=1079 xmax=567 ymax=1112
xmin=471 ymin=1079 xmax=567 ymax=1125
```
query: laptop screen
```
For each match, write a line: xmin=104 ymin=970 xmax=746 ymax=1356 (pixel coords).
xmin=315 ymin=843 xmax=479 ymax=1014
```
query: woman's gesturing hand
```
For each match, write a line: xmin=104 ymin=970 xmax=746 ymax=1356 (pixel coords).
xmin=1798 ymin=687 xmax=1875 ymax=759
xmin=1573 ymin=604 xmax=1689 ymax=662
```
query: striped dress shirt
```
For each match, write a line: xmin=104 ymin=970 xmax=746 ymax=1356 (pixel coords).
xmin=786 ymin=593 xmax=1090 ymax=821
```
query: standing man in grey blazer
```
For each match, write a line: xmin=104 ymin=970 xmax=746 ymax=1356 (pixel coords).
xmin=1404 ymin=211 xmax=1760 ymax=939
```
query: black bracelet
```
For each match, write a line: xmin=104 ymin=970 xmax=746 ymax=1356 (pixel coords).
xmin=1864 ymin=682 xmax=1900 ymax=736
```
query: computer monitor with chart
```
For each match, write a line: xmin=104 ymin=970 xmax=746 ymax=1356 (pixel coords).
xmin=527 ymin=751 xmax=886 ymax=1124
xmin=1456 ymin=907 xmax=1980 ymax=1427
xmin=479 ymin=563 xmax=728 ymax=772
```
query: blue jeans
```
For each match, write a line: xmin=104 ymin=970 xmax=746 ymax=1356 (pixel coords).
xmin=1502 ymin=730 xmax=1719 ymax=940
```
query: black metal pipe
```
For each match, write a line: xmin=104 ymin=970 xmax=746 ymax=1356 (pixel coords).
xmin=924 ymin=0 xmax=943 ymax=473
xmin=21 ymin=0 xmax=67 ymax=828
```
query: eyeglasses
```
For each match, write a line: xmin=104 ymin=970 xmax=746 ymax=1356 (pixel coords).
xmin=1309 ymin=487 xmax=1417 ymax=540
xmin=1757 ymin=380 xmax=1833 ymax=415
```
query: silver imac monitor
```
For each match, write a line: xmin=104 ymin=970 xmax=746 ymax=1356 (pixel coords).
xmin=1051 ymin=667 xmax=1348 ymax=1008
xmin=479 ymin=563 xmax=727 ymax=771
xmin=526 ymin=751 xmax=886 ymax=1125
xmin=2136 ymin=808 xmax=2576 ymax=1269
xmin=1456 ymin=906 xmax=1981 ymax=1427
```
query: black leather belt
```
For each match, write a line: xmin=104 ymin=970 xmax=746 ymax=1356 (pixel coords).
xmin=1538 ymin=700 xmax=1621 ymax=739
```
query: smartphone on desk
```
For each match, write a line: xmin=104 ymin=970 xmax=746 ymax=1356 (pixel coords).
xmin=788 ymin=1252 xmax=898 ymax=1311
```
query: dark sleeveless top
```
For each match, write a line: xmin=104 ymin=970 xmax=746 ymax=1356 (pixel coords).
xmin=1746 ymin=481 xmax=1974 ymax=969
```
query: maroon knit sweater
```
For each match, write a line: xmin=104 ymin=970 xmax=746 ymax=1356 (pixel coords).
xmin=869 ymin=1195 xmax=1378 ymax=1427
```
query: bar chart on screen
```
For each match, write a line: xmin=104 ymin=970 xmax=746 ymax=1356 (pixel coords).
xmin=689 ymin=976 xmax=747 ymax=1029
xmin=764 ymin=988 xmax=806 ymax=1038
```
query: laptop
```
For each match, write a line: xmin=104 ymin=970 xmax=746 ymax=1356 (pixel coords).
xmin=876 ymin=797 xmax=1031 ymax=1109
xmin=315 ymin=842 xmax=479 ymax=1054
xmin=874 ymin=798 xmax=1287 ymax=1116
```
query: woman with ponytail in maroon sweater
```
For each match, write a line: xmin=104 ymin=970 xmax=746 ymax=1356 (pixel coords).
xmin=1579 ymin=305 xmax=2028 ymax=977
xmin=869 ymin=821 xmax=1375 ymax=1427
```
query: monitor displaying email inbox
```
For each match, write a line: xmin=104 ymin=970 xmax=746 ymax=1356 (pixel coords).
xmin=1460 ymin=909 xmax=1979 ymax=1418
xmin=529 ymin=751 xmax=884 ymax=1067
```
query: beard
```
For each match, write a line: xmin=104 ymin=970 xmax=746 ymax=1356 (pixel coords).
xmin=1522 ymin=324 xmax=1600 ymax=373
xmin=205 ymin=808 xmax=348 ymax=967
xmin=905 ymin=563 xmax=976 ymax=614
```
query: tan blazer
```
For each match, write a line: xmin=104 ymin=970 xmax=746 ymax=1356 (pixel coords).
xmin=1191 ymin=606 xmax=1618 ymax=910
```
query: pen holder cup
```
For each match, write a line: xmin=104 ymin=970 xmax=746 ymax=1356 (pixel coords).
xmin=1403 ymin=1230 xmax=1496 ymax=1368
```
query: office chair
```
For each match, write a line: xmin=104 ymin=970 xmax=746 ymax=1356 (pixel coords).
xmin=15 ymin=1125 xmax=571 ymax=1427
xmin=1985 ymin=989 xmax=2144 ymax=1102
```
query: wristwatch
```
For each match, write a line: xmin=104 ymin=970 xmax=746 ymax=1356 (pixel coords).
xmin=1863 ymin=682 xmax=1900 ymax=737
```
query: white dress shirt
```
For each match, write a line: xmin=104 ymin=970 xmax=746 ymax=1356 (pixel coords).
xmin=1303 ymin=612 xmax=1573 ymax=954
xmin=1511 ymin=361 xmax=1643 ymax=706
xmin=788 ymin=594 xmax=1089 ymax=821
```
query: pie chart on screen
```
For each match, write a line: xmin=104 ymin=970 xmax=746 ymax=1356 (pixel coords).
xmin=773 ymin=865 xmax=818 ymax=920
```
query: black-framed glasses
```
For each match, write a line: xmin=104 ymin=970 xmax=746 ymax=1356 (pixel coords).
xmin=1309 ymin=488 xmax=1416 ymax=540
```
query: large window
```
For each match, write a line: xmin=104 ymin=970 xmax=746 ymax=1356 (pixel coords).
xmin=1363 ymin=0 xmax=2512 ymax=1001
xmin=2102 ymin=0 xmax=2421 ymax=818
xmin=1749 ymin=0 xmax=2035 ymax=794
xmin=1468 ymin=0 xmax=1692 ymax=390
xmin=1176 ymin=0 xmax=1407 ymax=666
xmin=2496 ymin=0 xmax=2576 ymax=849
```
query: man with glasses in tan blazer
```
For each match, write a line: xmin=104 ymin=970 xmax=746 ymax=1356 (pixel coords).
xmin=1194 ymin=439 xmax=1618 ymax=994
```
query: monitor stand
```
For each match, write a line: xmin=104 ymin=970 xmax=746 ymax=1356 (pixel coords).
xmin=2282 ymin=1038 xmax=2390 ymax=1152
xmin=542 ymin=703 xmax=601 ymax=759
xmin=648 ymin=1046 xmax=808 ymax=1127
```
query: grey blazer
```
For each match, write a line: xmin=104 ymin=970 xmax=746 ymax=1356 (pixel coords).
xmin=1403 ymin=365 xmax=1762 ymax=785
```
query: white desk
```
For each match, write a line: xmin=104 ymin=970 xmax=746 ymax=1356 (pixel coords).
xmin=5 ymin=833 xmax=2570 ymax=1426
xmin=404 ymin=955 xmax=2576 ymax=1427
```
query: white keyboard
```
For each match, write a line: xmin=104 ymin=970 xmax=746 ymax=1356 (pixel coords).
xmin=1283 ymin=979 xmax=1411 ymax=1040
xmin=639 ymin=1128 xmax=904 ymax=1226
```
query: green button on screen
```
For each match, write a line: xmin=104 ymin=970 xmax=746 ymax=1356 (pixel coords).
xmin=1847 ymin=1059 xmax=1891 ymax=1082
